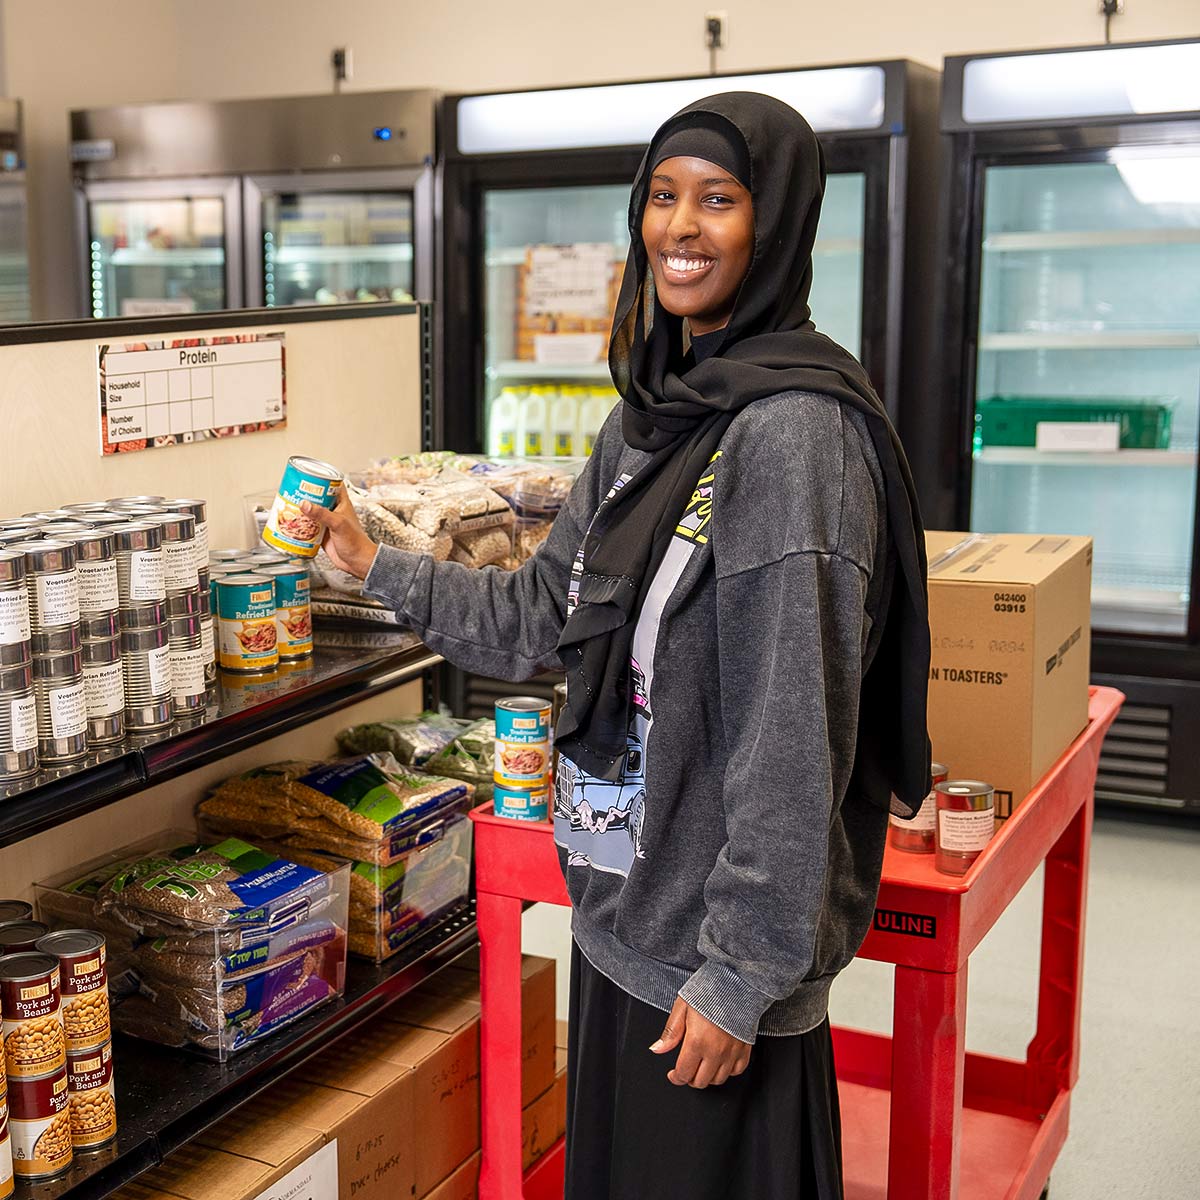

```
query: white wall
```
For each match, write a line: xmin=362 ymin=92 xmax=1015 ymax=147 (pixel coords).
xmin=4 ymin=0 xmax=1199 ymax=319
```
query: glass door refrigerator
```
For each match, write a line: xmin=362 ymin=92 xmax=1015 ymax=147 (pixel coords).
xmin=0 ymin=99 xmax=31 ymax=323
xmin=71 ymin=90 xmax=437 ymax=319
xmin=936 ymin=39 xmax=1200 ymax=815
xmin=437 ymin=61 xmax=939 ymax=456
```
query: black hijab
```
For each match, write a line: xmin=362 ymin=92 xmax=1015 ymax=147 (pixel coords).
xmin=554 ymin=92 xmax=932 ymax=817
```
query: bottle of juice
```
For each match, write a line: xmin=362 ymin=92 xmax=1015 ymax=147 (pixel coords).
xmin=518 ymin=386 xmax=550 ymax=458
xmin=551 ymin=386 xmax=581 ymax=457
xmin=580 ymin=386 xmax=618 ymax=455
xmin=488 ymin=386 xmax=521 ymax=457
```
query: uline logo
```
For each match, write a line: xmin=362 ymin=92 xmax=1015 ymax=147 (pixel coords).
xmin=1045 ymin=626 xmax=1083 ymax=676
xmin=874 ymin=908 xmax=937 ymax=939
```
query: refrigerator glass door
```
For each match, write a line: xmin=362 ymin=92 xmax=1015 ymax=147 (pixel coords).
xmin=0 ymin=177 xmax=30 ymax=323
xmin=810 ymin=171 xmax=865 ymax=359
xmin=481 ymin=173 xmax=867 ymax=459
xmin=972 ymin=155 xmax=1200 ymax=635
xmin=261 ymin=190 xmax=415 ymax=307
xmin=87 ymin=194 xmax=230 ymax=318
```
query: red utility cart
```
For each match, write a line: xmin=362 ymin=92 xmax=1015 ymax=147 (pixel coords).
xmin=470 ymin=686 xmax=1123 ymax=1200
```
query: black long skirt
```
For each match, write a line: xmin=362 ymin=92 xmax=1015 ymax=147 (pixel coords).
xmin=564 ymin=944 xmax=845 ymax=1200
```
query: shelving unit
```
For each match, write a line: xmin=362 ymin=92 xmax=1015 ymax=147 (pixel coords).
xmin=984 ymin=227 xmax=1200 ymax=252
xmin=2 ymin=629 xmax=473 ymax=1200
xmin=978 ymin=331 xmax=1200 ymax=351
xmin=105 ymin=247 xmax=225 ymax=267
xmin=488 ymin=360 xmax=610 ymax=382
xmin=270 ymin=243 xmax=414 ymax=264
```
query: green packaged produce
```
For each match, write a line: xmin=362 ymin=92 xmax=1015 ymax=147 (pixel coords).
xmin=975 ymin=395 xmax=1174 ymax=451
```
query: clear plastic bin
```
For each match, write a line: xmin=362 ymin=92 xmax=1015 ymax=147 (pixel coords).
xmin=35 ymin=830 xmax=349 ymax=1061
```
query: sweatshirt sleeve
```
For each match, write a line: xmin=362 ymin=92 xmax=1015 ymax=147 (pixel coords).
xmin=678 ymin=548 xmax=870 ymax=1043
xmin=360 ymin=417 xmax=621 ymax=681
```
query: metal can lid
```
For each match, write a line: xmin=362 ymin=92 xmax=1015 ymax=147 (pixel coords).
xmin=62 ymin=502 xmax=113 ymax=513
xmin=935 ymin=780 xmax=994 ymax=798
xmin=0 ymin=920 xmax=50 ymax=948
xmin=86 ymin=512 xmax=135 ymax=527
xmin=497 ymin=696 xmax=552 ymax=714
xmin=7 ymin=539 xmax=76 ymax=573
xmin=54 ymin=529 xmax=116 ymax=559
xmin=106 ymin=496 xmax=165 ymax=507
xmin=219 ymin=573 xmax=272 ymax=586
xmin=161 ymin=498 xmax=207 ymax=521
xmin=139 ymin=513 xmax=195 ymax=542
xmin=35 ymin=929 xmax=105 ymax=959
xmin=260 ymin=563 xmax=309 ymax=579
xmin=22 ymin=509 xmax=76 ymax=521
xmin=38 ymin=522 xmax=96 ymax=536
xmin=930 ymin=761 xmax=949 ymax=778
xmin=33 ymin=649 xmax=83 ymax=680
xmin=288 ymin=455 xmax=343 ymax=482
xmin=0 ymin=548 xmax=26 ymax=584
xmin=0 ymin=899 xmax=33 ymax=923
xmin=112 ymin=522 xmax=162 ymax=552
xmin=0 ymin=950 xmax=59 ymax=983
xmin=209 ymin=548 xmax=252 ymax=562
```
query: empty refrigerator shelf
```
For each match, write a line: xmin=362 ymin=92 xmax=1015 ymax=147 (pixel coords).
xmin=974 ymin=447 xmax=1199 ymax=467
xmin=269 ymin=243 xmax=414 ymax=264
xmin=489 ymin=360 xmax=612 ymax=380
xmin=106 ymin=247 xmax=225 ymax=266
xmin=984 ymin=228 xmax=1200 ymax=252
xmin=979 ymin=331 xmax=1200 ymax=350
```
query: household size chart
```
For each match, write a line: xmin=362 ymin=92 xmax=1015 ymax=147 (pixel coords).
xmin=99 ymin=332 xmax=286 ymax=453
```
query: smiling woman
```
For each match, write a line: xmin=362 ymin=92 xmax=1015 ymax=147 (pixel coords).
xmin=642 ymin=150 xmax=754 ymax=336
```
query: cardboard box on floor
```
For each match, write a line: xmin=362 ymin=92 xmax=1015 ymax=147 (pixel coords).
xmin=926 ymin=530 xmax=1092 ymax=816
xmin=131 ymin=1142 xmax=292 ymax=1200
xmin=424 ymin=1153 xmax=481 ymax=1200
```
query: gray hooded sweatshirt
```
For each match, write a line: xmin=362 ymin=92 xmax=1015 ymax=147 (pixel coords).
xmin=363 ymin=389 xmax=892 ymax=1044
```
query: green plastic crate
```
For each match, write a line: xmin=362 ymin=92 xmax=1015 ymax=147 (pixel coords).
xmin=975 ymin=395 xmax=1174 ymax=450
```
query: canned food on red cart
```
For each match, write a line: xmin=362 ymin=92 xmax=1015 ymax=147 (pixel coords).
xmin=7 ymin=1066 xmax=70 ymax=1179
xmin=494 ymin=697 xmax=553 ymax=821
xmin=65 ymin=1042 xmax=115 ymax=1149
xmin=0 ymin=922 xmax=49 ymax=955
xmin=0 ymin=953 xmax=65 ymax=1080
xmin=889 ymin=761 xmax=948 ymax=854
xmin=934 ymin=780 xmax=996 ymax=876
xmin=262 ymin=563 xmax=313 ymax=659
xmin=262 ymin=456 xmax=343 ymax=558
xmin=0 ymin=1109 xmax=12 ymax=1200
xmin=216 ymin=574 xmax=279 ymax=673
xmin=34 ymin=932 xmax=108 ymax=1053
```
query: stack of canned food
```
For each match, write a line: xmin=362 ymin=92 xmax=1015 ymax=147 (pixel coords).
xmin=0 ymin=496 xmax=215 ymax=781
xmin=887 ymin=762 xmax=998 ymax=875
xmin=209 ymin=547 xmax=314 ymax=675
xmin=0 ymin=903 xmax=115 ymax=1183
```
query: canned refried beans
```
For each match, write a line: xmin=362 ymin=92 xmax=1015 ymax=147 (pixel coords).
xmin=35 ymin=931 xmax=108 ymax=1053
xmin=7 ymin=1065 xmax=72 ymax=1179
xmin=217 ymin=574 xmax=279 ymax=672
xmin=494 ymin=697 xmax=553 ymax=821
xmin=889 ymin=761 xmax=948 ymax=854
xmin=65 ymin=1042 xmax=116 ymax=1149
xmin=0 ymin=953 xmax=66 ymax=1081
xmin=262 ymin=456 xmax=343 ymax=558
xmin=934 ymin=780 xmax=996 ymax=876
xmin=9 ymin=541 xmax=80 ymax=657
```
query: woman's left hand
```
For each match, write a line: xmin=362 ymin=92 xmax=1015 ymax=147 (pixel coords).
xmin=650 ymin=996 xmax=751 ymax=1088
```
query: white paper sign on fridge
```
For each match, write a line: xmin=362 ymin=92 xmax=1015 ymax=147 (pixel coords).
xmin=250 ymin=1139 xmax=338 ymax=1200
xmin=1035 ymin=421 xmax=1121 ymax=453
xmin=524 ymin=243 xmax=613 ymax=318
xmin=534 ymin=332 xmax=607 ymax=365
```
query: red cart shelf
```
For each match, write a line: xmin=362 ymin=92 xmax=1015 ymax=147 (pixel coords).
xmin=470 ymin=686 xmax=1123 ymax=1200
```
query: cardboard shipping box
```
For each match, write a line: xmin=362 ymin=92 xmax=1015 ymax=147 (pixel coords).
xmin=424 ymin=1152 xmax=482 ymax=1200
xmin=133 ymin=1144 xmax=284 ymax=1200
xmin=926 ymin=530 xmax=1092 ymax=815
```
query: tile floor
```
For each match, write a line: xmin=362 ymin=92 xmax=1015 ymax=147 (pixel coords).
xmin=522 ymin=813 xmax=1200 ymax=1198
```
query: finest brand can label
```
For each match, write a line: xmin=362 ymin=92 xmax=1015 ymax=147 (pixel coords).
xmin=216 ymin=575 xmax=279 ymax=672
xmin=262 ymin=456 xmax=342 ymax=558
xmin=35 ymin=933 xmax=108 ymax=1053
xmin=8 ymin=1071 xmax=71 ymax=1180
xmin=0 ymin=955 xmax=65 ymax=1080
xmin=65 ymin=1043 xmax=116 ymax=1149
xmin=494 ymin=697 xmax=553 ymax=820
xmin=266 ymin=566 xmax=313 ymax=659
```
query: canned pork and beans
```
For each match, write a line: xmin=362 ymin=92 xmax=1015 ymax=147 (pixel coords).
xmin=0 ymin=485 xmax=315 ymax=780
xmin=0 ymin=925 xmax=115 ymax=1183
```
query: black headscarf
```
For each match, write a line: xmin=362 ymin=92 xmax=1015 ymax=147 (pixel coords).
xmin=554 ymin=92 xmax=932 ymax=817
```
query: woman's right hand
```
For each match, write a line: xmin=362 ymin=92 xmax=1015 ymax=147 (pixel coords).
xmin=301 ymin=492 xmax=379 ymax=580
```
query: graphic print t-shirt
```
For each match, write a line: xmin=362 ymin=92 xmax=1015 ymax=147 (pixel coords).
xmin=552 ymin=452 xmax=719 ymax=877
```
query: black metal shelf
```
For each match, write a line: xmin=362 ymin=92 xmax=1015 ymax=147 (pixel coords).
xmin=0 ymin=630 xmax=443 ymax=849
xmin=23 ymin=904 xmax=478 ymax=1200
